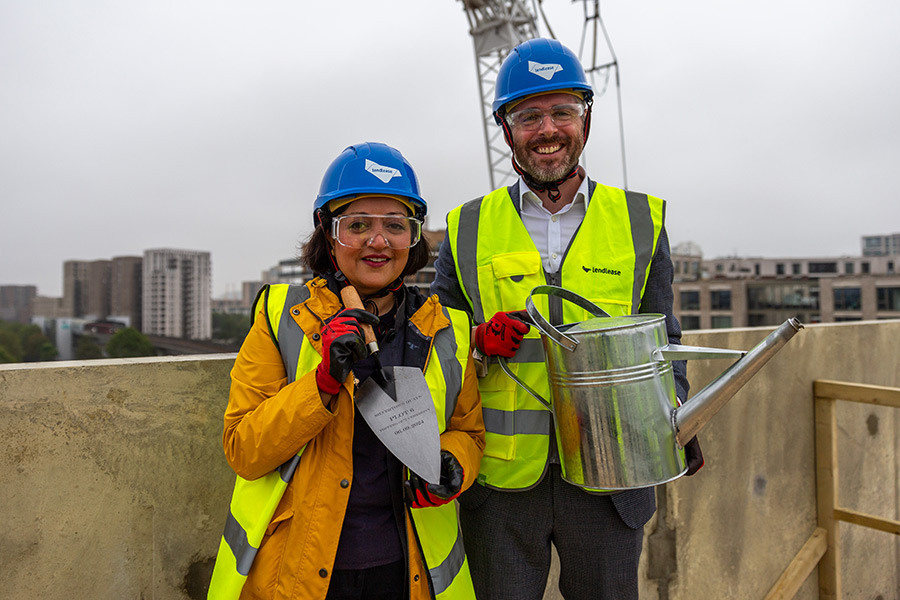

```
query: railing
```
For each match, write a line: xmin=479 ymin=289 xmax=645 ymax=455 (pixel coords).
xmin=764 ymin=380 xmax=900 ymax=600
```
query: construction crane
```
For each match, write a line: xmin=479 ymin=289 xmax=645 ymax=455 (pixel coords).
xmin=457 ymin=0 xmax=629 ymax=190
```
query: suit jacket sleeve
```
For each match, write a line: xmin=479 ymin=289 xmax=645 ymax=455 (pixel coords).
xmin=638 ymin=227 xmax=690 ymax=401
xmin=430 ymin=234 xmax=473 ymax=315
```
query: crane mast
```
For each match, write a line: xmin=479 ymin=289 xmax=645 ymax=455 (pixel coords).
xmin=458 ymin=0 xmax=539 ymax=189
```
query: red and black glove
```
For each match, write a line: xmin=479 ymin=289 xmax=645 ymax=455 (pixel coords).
xmin=315 ymin=308 xmax=380 ymax=395
xmin=404 ymin=451 xmax=465 ymax=508
xmin=474 ymin=310 xmax=531 ymax=358
xmin=684 ymin=435 xmax=704 ymax=476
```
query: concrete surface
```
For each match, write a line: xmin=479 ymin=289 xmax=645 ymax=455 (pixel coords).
xmin=1 ymin=320 xmax=899 ymax=599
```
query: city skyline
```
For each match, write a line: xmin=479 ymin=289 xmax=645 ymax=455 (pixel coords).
xmin=2 ymin=1 xmax=899 ymax=298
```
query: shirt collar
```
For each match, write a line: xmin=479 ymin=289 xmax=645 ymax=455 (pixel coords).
xmin=517 ymin=176 xmax=590 ymax=214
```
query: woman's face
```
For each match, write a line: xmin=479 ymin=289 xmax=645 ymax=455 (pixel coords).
xmin=328 ymin=196 xmax=412 ymax=296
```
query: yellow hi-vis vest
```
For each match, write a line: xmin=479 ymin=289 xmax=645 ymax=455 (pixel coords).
xmin=209 ymin=283 xmax=476 ymax=600
xmin=445 ymin=181 xmax=665 ymax=490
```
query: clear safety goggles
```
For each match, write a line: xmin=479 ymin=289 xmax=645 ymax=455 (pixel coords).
xmin=505 ymin=102 xmax=586 ymax=131
xmin=331 ymin=214 xmax=423 ymax=249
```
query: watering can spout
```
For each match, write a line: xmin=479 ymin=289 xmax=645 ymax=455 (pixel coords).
xmin=673 ymin=318 xmax=803 ymax=446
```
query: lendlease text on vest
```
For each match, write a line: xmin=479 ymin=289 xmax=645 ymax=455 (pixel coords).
xmin=581 ymin=265 xmax=622 ymax=276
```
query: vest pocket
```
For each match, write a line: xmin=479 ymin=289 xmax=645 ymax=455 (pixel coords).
xmin=487 ymin=252 xmax=543 ymax=316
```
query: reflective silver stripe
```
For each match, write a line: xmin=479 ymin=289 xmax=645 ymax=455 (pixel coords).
xmin=625 ymin=191 xmax=654 ymax=313
xmin=502 ymin=338 xmax=544 ymax=363
xmin=429 ymin=521 xmax=467 ymax=595
xmin=482 ymin=407 xmax=550 ymax=436
xmin=456 ymin=199 xmax=485 ymax=324
xmin=276 ymin=284 xmax=311 ymax=384
xmin=433 ymin=308 xmax=462 ymax=426
xmin=223 ymin=510 xmax=258 ymax=576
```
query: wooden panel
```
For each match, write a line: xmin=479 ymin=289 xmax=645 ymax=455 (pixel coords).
xmin=834 ymin=507 xmax=900 ymax=536
xmin=763 ymin=527 xmax=828 ymax=600
xmin=813 ymin=380 xmax=900 ymax=408
xmin=814 ymin=396 xmax=841 ymax=600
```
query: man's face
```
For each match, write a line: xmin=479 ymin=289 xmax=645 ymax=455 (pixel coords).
xmin=507 ymin=92 xmax=586 ymax=183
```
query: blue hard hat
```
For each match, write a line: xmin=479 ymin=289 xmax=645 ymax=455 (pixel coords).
xmin=492 ymin=38 xmax=593 ymax=117
xmin=314 ymin=142 xmax=427 ymax=226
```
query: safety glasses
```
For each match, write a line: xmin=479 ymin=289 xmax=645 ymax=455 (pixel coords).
xmin=331 ymin=214 xmax=423 ymax=249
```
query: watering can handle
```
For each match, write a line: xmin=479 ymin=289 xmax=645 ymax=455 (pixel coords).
xmin=497 ymin=357 xmax=552 ymax=410
xmin=525 ymin=285 xmax=611 ymax=351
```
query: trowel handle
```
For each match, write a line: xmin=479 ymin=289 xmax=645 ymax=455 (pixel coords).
xmin=340 ymin=286 xmax=379 ymax=354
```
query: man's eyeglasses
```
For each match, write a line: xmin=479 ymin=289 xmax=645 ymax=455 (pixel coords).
xmin=505 ymin=103 xmax=586 ymax=131
xmin=331 ymin=214 xmax=423 ymax=249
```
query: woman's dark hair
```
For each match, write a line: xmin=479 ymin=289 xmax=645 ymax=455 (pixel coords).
xmin=300 ymin=222 xmax=431 ymax=279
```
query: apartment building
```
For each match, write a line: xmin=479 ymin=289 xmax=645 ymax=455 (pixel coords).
xmin=862 ymin=232 xmax=900 ymax=257
xmin=110 ymin=256 xmax=143 ymax=328
xmin=63 ymin=259 xmax=112 ymax=320
xmin=0 ymin=285 xmax=37 ymax=324
xmin=142 ymin=249 xmax=211 ymax=340
xmin=673 ymin=252 xmax=900 ymax=329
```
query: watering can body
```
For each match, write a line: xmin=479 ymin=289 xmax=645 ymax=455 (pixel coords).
xmin=501 ymin=285 xmax=802 ymax=490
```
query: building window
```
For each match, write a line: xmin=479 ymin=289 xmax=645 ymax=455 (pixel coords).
xmin=861 ymin=262 xmax=870 ymax=274
xmin=680 ymin=315 xmax=701 ymax=330
xmin=792 ymin=263 xmax=801 ymax=275
xmin=776 ymin=263 xmax=785 ymax=275
xmin=710 ymin=290 xmax=732 ymax=310
xmin=711 ymin=315 xmax=733 ymax=329
xmin=809 ymin=262 xmax=838 ymax=274
xmin=680 ymin=290 xmax=700 ymax=310
xmin=833 ymin=287 xmax=861 ymax=311
xmin=844 ymin=262 xmax=855 ymax=275
xmin=754 ymin=264 xmax=760 ymax=275
xmin=716 ymin=264 xmax=723 ymax=273
xmin=890 ymin=261 xmax=895 ymax=274
xmin=877 ymin=287 xmax=900 ymax=311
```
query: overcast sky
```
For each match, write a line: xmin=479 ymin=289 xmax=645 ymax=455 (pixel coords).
xmin=2 ymin=0 xmax=898 ymax=298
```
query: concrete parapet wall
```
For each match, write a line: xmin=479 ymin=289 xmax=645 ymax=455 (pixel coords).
xmin=0 ymin=355 xmax=236 ymax=599
xmin=1 ymin=321 xmax=899 ymax=599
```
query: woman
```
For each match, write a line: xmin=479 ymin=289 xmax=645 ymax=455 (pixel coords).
xmin=208 ymin=142 xmax=485 ymax=600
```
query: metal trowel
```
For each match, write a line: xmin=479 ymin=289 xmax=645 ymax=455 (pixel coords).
xmin=341 ymin=287 xmax=442 ymax=484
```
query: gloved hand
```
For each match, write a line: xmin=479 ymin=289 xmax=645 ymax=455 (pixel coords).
xmin=684 ymin=435 xmax=704 ymax=476
xmin=404 ymin=451 xmax=465 ymax=508
xmin=474 ymin=310 xmax=531 ymax=358
xmin=315 ymin=308 xmax=380 ymax=395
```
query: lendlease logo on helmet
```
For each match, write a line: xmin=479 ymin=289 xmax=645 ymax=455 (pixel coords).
xmin=528 ymin=61 xmax=563 ymax=81
xmin=365 ymin=159 xmax=401 ymax=184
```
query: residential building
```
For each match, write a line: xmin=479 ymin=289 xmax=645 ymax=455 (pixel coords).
xmin=673 ymin=244 xmax=900 ymax=329
xmin=0 ymin=285 xmax=37 ymax=324
xmin=63 ymin=259 xmax=111 ymax=320
xmin=862 ymin=232 xmax=900 ymax=256
xmin=32 ymin=296 xmax=69 ymax=319
xmin=110 ymin=256 xmax=142 ymax=328
xmin=142 ymin=249 xmax=211 ymax=340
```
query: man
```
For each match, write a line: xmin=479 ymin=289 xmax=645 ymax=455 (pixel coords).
xmin=430 ymin=38 xmax=701 ymax=599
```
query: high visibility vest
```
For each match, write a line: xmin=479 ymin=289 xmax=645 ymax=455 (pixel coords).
xmin=209 ymin=283 xmax=476 ymax=599
xmin=445 ymin=181 xmax=665 ymax=490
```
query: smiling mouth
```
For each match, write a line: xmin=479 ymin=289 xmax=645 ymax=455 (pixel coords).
xmin=533 ymin=142 xmax=563 ymax=155
xmin=362 ymin=256 xmax=390 ymax=265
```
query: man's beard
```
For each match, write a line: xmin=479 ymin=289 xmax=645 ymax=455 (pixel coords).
xmin=512 ymin=132 xmax=584 ymax=183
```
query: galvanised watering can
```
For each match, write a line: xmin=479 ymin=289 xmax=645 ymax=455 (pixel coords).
xmin=499 ymin=285 xmax=803 ymax=490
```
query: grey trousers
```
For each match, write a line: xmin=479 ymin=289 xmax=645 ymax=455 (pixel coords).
xmin=458 ymin=465 xmax=646 ymax=600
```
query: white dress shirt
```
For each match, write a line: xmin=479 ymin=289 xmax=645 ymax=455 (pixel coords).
xmin=518 ymin=177 xmax=590 ymax=273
